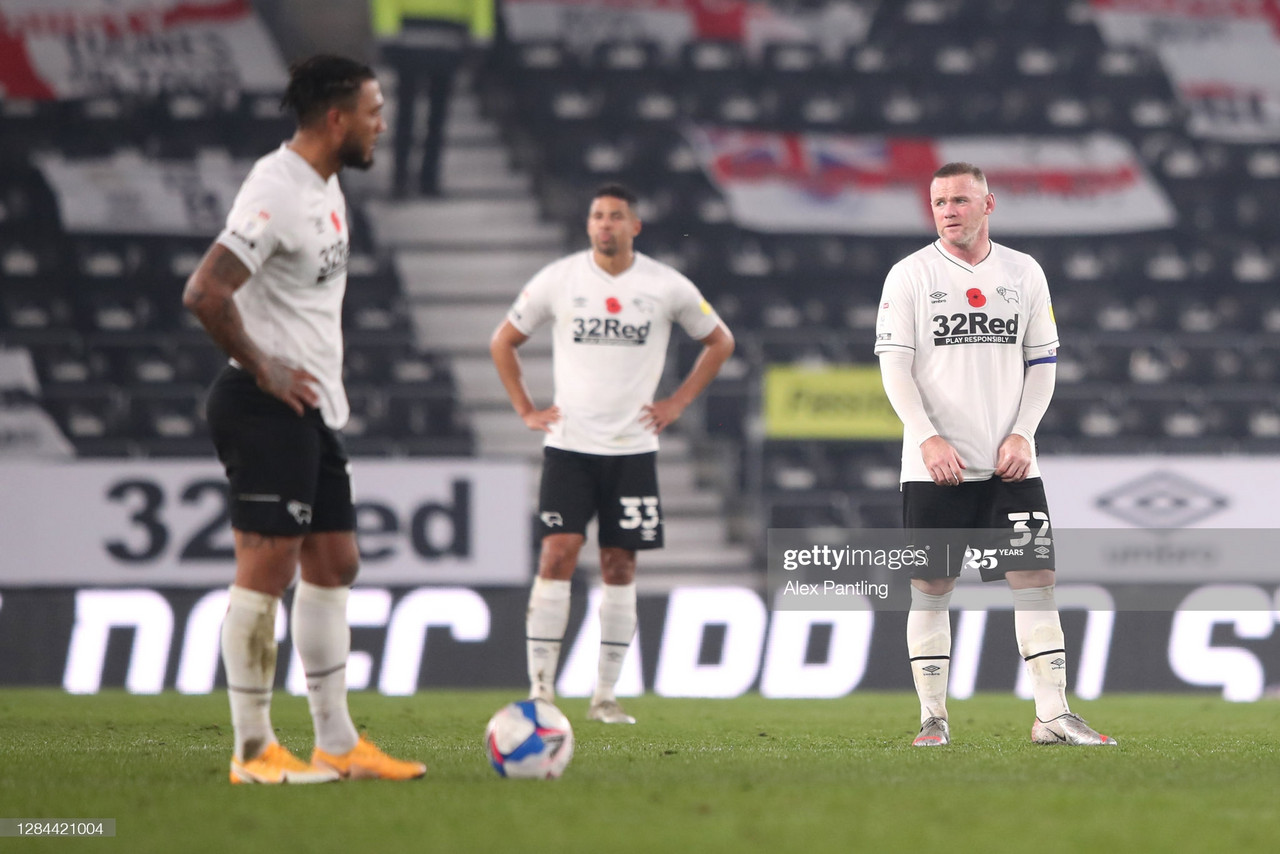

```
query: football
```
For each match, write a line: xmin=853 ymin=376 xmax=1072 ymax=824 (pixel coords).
xmin=484 ymin=699 xmax=575 ymax=779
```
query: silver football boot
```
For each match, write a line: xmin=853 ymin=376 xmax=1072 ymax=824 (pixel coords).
xmin=912 ymin=716 xmax=950 ymax=746
xmin=587 ymin=698 xmax=637 ymax=725
xmin=1031 ymin=713 xmax=1118 ymax=745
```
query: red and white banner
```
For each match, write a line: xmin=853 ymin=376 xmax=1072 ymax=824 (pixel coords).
xmin=687 ymin=128 xmax=1176 ymax=234
xmin=503 ymin=0 xmax=874 ymax=59
xmin=0 ymin=0 xmax=286 ymax=100
xmin=34 ymin=149 xmax=254 ymax=235
xmin=1092 ymin=0 xmax=1280 ymax=142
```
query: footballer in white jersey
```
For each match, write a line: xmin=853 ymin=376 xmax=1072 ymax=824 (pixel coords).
xmin=492 ymin=184 xmax=735 ymax=724
xmin=508 ymin=249 xmax=721 ymax=456
xmin=184 ymin=55 xmax=430 ymax=782
xmin=874 ymin=239 xmax=1059 ymax=483
xmin=217 ymin=143 xmax=352 ymax=429
xmin=876 ymin=163 xmax=1116 ymax=750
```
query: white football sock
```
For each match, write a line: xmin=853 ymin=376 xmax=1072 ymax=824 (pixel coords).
xmin=292 ymin=580 xmax=359 ymax=755
xmin=526 ymin=577 xmax=572 ymax=700
xmin=907 ymin=587 xmax=952 ymax=724
xmin=222 ymin=585 xmax=279 ymax=761
xmin=1013 ymin=585 xmax=1070 ymax=721
xmin=593 ymin=582 xmax=637 ymax=704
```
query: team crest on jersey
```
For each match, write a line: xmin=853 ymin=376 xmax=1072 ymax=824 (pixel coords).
xmin=996 ymin=286 xmax=1019 ymax=304
xmin=229 ymin=210 xmax=271 ymax=249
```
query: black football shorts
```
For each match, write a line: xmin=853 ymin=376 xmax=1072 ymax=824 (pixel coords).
xmin=537 ymin=447 xmax=663 ymax=550
xmin=205 ymin=365 xmax=355 ymax=536
xmin=902 ymin=477 xmax=1054 ymax=581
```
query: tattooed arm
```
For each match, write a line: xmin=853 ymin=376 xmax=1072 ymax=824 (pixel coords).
xmin=182 ymin=243 xmax=318 ymax=415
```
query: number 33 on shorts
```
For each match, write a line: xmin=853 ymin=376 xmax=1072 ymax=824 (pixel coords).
xmin=618 ymin=495 xmax=660 ymax=540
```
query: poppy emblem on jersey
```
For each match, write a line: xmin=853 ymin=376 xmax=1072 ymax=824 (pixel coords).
xmin=966 ymin=288 xmax=986 ymax=307
xmin=330 ymin=211 xmax=342 ymax=233
xmin=605 ymin=297 xmax=623 ymax=313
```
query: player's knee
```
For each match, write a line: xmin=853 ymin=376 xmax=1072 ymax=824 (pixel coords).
xmin=538 ymin=535 xmax=582 ymax=579
xmin=599 ymin=549 xmax=636 ymax=585
xmin=912 ymin=577 xmax=956 ymax=596
xmin=334 ymin=559 xmax=359 ymax=587
xmin=1007 ymin=568 xmax=1056 ymax=590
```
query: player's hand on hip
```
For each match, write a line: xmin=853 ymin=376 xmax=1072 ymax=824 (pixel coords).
xmin=522 ymin=406 xmax=561 ymax=433
xmin=256 ymin=358 xmax=319 ymax=416
xmin=994 ymin=434 xmax=1033 ymax=482
xmin=921 ymin=435 xmax=967 ymax=486
xmin=640 ymin=398 xmax=685 ymax=434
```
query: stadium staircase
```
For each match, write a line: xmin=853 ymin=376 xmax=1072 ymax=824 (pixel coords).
xmin=356 ymin=70 xmax=757 ymax=585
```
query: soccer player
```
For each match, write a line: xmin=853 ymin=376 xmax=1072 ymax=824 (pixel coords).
xmin=490 ymin=184 xmax=735 ymax=724
xmin=875 ymin=162 xmax=1116 ymax=747
xmin=183 ymin=54 xmax=427 ymax=783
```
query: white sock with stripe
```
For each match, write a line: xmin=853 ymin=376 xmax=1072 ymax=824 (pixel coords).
xmin=292 ymin=580 xmax=359 ymax=755
xmin=526 ymin=577 xmax=572 ymax=700
xmin=222 ymin=585 xmax=279 ymax=762
xmin=1013 ymin=585 xmax=1070 ymax=721
xmin=593 ymin=582 xmax=637 ymax=704
xmin=907 ymin=587 xmax=952 ymax=724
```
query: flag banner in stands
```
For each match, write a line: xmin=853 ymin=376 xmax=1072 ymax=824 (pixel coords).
xmin=1092 ymin=0 xmax=1280 ymax=143
xmin=33 ymin=150 xmax=252 ymax=235
xmin=503 ymin=0 xmax=874 ymax=59
xmin=687 ymin=129 xmax=1177 ymax=235
xmin=0 ymin=0 xmax=286 ymax=99
xmin=0 ymin=459 xmax=532 ymax=586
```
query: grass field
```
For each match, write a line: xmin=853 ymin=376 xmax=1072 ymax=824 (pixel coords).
xmin=1 ymin=689 xmax=1278 ymax=853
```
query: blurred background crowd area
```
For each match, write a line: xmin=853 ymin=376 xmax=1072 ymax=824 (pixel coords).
xmin=2 ymin=0 xmax=1279 ymax=568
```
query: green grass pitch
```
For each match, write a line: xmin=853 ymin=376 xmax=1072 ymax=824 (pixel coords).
xmin=1 ymin=689 xmax=1278 ymax=853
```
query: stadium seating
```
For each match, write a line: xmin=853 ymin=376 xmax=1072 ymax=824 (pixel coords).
xmin=0 ymin=89 xmax=473 ymax=459
xmin=470 ymin=0 xmax=1280 ymax=531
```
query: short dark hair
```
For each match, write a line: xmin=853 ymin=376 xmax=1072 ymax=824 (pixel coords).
xmin=932 ymin=162 xmax=987 ymax=186
xmin=593 ymin=183 xmax=638 ymax=208
xmin=281 ymin=54 xmax=376 ymax=128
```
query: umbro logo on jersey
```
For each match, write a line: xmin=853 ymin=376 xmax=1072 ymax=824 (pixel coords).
xmin=572 ymin=317 xmax=651 ymax=345
xmin=929 ymin=291 xmax=947 ymax=303
xmin=540 ymin=511 xmax=564 ymax=527
xmin=921 ymin=664 xmax=942 ymax=676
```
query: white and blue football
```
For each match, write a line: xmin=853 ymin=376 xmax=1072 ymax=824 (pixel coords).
xmin=485 ymin=699 xmax=575 ymax=779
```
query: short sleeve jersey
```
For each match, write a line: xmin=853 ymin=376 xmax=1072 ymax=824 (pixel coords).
xmin=507 ymin=250 xmax=721 ymax=455
xmin=874 ymin=240 xmax=1059 ymax=483
xmin=216 ymin=144 xmax=350 ymax=429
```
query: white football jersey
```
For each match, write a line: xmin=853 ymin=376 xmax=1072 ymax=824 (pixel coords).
xmin=216 ymin=144 xmax=350 ymax=428
xmin=874 ymin=240 xmax=1059 ymax=483
xmin=508 ymin=250 xmax=721 ymax=455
